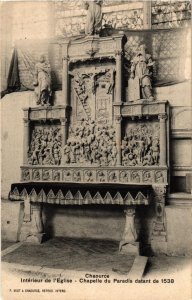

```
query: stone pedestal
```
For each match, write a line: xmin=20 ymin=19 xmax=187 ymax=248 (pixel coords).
xmin=20 ymin=203 xmax=45 ymax=244
xmin=119 ymin=206 xmax=140 ymax=255
xmin=151 ymin=185 xmax=168 ymax=254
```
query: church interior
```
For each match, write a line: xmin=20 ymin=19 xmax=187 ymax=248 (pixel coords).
xmin=1 ymin=0 xmax=192 ymax=282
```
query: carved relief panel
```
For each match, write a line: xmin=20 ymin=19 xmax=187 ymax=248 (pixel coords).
xmin=28 ymin=125 xmax=62 ymax=166
xmin=64 ymin=119 xmax=117 ymax=167
xmin=121 ymin=120 xmax=160 ymax=167
xmin=71 ymin=66 xmax=114 ymax=124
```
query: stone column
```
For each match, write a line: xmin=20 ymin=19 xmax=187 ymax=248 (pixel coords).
xmin=143 ymin=1 xmax=152 ymax=29
xmin=62 ymin=56 xmax=69 ymax=106
xmin=115 ymin=115 xmax=122 ymax=166
xmin=151 ymin=185 xmax=167 ymax=254
xmin=61 ymin=118 xmax=68 ymax=146
xmin=23 ymin=119 xmax=30 ymax=164
xmin=119 ymin=206 xmax=139 ymax=255
xmin=159 ymin=114 xmax=167 ymax=166
xmin=115 ymin=51 xmax=123 ymax=103
xmin=61 ymin=117 xmax=68 ymax=164
xmin=20 ymin=202 xmax=45 ymax=244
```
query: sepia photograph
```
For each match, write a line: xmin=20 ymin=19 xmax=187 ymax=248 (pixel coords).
xmin=1 ymin=1 xmax=192 ymax=299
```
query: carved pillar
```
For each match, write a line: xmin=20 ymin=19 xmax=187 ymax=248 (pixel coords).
xmin=115 ymin=51 xmax=123 ymax=103
xmin=143 ymin=1 xmax=152 ymax=29
xmin=119 ymin=206 xmax=139 ymax=255
xmin=62 ymin=56 xmax=69 ymax=106
xmin=61 ymin=118 xmax=68 ymax=146
xmin=115 ymin=115 xmax=122 ymax=165
xmin=151 ymin=185 xmax=167 ymax=254
xmin=159 ymin=114 xmax=167 ymax=166
xmin=20 ymin=202 xmax=45 ymax=244
xmin=61 ymin=117 xmax=68 ymax=164
xmin=23 ymin=119 xmax=30 ymax=164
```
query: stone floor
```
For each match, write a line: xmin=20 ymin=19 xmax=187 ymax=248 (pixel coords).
xmin=1 ymin=241 xmax=15 ymax=251
xmin=1 ymin=238 xmax=191 ymax=300
xmin=2 ymin=237 xmax=191 ymax=276
xmin=2 ymin=237 xmax=134 ymax=274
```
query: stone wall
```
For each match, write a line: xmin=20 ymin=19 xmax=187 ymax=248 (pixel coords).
xmin=54 ymin=1 xmax=144 ymax=37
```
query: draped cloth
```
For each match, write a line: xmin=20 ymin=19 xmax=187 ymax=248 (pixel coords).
xmin=1 ymin=48 xmax=21 ymax=98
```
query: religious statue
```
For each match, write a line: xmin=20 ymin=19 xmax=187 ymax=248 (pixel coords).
xmin=33 ymin=54 xmax=52 ymax=106
xmin=128 ymin=44 xmax=155 ymax=102
xmin=84 ymin=0 xmax=103 ymax=35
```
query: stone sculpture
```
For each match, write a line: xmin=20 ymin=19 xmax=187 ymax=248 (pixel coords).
xmin=128 ymin=44 xmax=155 ymax=101
xmin=121 ymin=124 xmax=160 ymax=166
xmin=28 ymin=128 xmax=62 ymax=165
xmin=84 ymin=0 xmax=103 ymax=35
xmin=63 ymin=119 xmax=117 ymax=166
xmin=33 ymin=54 xmax=52 ymax=106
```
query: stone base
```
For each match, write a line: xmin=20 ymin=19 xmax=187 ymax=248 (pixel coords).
xmin=120 ymin=242 xmax=140 ymax=255
xmin=25 ymin=233 xmax=46 ymax=244
xmin=20 ymin=222 xmax=46 ymax=244
xmin=151 ymin=237 xmax=167 ymax=255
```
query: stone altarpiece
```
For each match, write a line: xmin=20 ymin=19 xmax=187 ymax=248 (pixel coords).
xmin=9 ymin=34 xmax=170 ymax=255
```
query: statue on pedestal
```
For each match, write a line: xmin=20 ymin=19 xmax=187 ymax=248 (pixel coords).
xmin=33 ymin=55 xmax=52 ymax=106
xmin=128 ymin=44 xmax=155 ymax=102
xmin=84 ymin=0 xmax=103 ymax=35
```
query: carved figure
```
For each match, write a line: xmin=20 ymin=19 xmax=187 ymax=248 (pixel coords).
xmin=33 ymin=55 xmax=52 ymax=106
xmin=42 ymin=170 xmax=50 ymax=181
xmin=53 ymin=171 xmax=60 ymax=181
xmin=151 ymin=137 xmax=160 ymax=164
xmin=109 ymin=171 xmax=117 ymax=182
xmin=129 ymin=44 xmax=154 ymax=101
xmin=22 ymin=169 xmax=30 ymax=181
xmin=74 ymin=171 xmax=81 ymax=182
xmin=63 ymin=119 xmax=117 ymax=167
xmin=131 ymin=171 xmax=140 ymax=183
xmin=121 ymin=124 xmax=160 ymax=166
xmin=155 ymin=171 xmax=164 ymax=183
xmin=143 ymin=171 xmax=151 ymax=182
xmin=120 ymin=171 xmax=129 ymax=183
xmin=28 ymin=128 xmax=62 ymax=166
xmin=33 ymin=170 xmax=40 ymax=181
xmin=98 ymin=171 xmax=105 ymax=182
xmin=53 ymin=144 xmax=61 ymax=165
xmin=84 ymin=171 xmax=94 ymax=182
xmin=84 ymin=1 xmax=103 ymax=35
xmin=65 ymin=171 xmax=72 ymax=181
xmin=63 ymin=143 xmax=71 ymax=164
